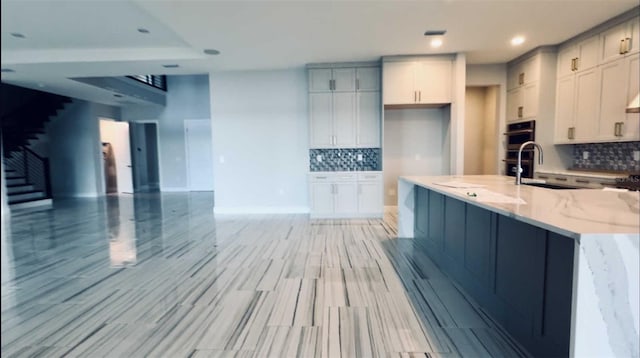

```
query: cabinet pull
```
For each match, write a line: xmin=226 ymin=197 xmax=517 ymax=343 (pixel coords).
xmin=615 ymin=122 xmax=624 ymax=137
xmin=356 ymin=79 xmax=360 ymax=90
xmin=614 ymin=122 xmax=619 ymax=136
xmin=574 ymin=57 xmax=579 ymax=71
xmin=575 ymin=179 xmax=590 ymax=184
xmin=555 ymin=177 xmax=568 ymax=181
xmin=517 ymin=106 xmax=523 ymax=118
xmin=570 ymin=58 xmax=575 ymax=71
xmin=418 ymin=91 xmax=421 ymax=102
xmin=620 ymin=39 xmax=626 ymax=55
xmin=567 ymin=127 xmax=575 ymax=139
xmin=518 ymin=72 xmax=525 ymax=85
xmin=538 ymin=175 xmax=549 ymax=179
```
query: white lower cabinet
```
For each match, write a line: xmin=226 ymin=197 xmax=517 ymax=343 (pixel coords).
xmin=309 ymin=172 xmax=382 ymax=218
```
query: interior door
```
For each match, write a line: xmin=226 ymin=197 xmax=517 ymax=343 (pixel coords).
xmin=100 ymin=119 xmax=133 ymax=194
xmin=185 ymin=119 xmax=214 ymax=191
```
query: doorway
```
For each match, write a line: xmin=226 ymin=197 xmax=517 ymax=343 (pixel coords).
xmin=184 ymin=119 xmax=214 ymax=191
xmin=99 ymin=119 xmax=134 ymax=194
xmin=464 ymin=86 xmax=499 ymax=175
xmin=130 ymin=122 xmax=161 ymax=192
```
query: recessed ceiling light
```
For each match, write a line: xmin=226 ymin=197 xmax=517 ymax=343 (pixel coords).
xmin=430 ymin=38 xmax=443 ymax=48
xmin=424 ymin=30 xmax=446 ymax=36
xmin=137 ymin=28 xmax=150 ymax=34
xmin=162 ymin=64 xmax=179 ymax=68
xmin=11 ymin=32 xmax=26 ymax=38
xmin=203 ymin=49 xmax=221 ymax=55
xmin=511 ymin=36 xmax=525 ymax=46
xmin=1 ymin=68 xmax=15 ymax=73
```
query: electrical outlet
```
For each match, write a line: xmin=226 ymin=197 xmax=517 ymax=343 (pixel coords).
xmin=633 ymin=150 xmax=640 ymax=161
xmin=316 ymin=155 xmax=322 ymax=162
xmin=583 ymin=151 xmax=589 ymax=160
xmin=357 ymin=154 xmax=363 ymax=161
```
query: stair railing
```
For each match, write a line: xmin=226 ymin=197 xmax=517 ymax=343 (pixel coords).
xmin=5 ymin=146 xmax=51 ymax=199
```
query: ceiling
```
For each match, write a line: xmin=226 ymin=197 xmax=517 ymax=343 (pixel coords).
xmin=1 ymin=0 xmax=638 ymax=106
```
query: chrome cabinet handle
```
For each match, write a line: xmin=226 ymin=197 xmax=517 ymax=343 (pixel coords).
xmin=620 ymin=39 xmax=626 ymax=55
xmin=555 ymin=177 xmax=568 ymax=182
xmin=575 ymin=179 xmax=590 ymax=184
xmin=519 ymin=72 xmax=525 ymax=85
xmin=517 ymin=106 xmax=523 ymax=118
xmin=418 ymin=91 xmax=421 ymax=102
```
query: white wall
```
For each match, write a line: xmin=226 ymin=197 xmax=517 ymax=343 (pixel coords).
xmin=383 ymin=108 xmax=450 ymax=205
xmin=209 ymin=69 xmax=309 ymax=213
xmin=122 ymin=75 xmax=211 ymax=191
xmin=48 ymin=101 xmax=102 ymax=197
xmin=483 ymin=86 xmax=499 ymax=174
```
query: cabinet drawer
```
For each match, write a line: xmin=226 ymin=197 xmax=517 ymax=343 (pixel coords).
xmin=309 ymin=174 xmax=334 ymax=182
xmin=333 ymin=173 xmax=358 ymax=182
xmin=358 ymin=172 xmax=382 ymax=181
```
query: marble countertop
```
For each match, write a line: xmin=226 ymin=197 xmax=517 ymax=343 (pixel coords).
xmin=400 ymin=175 xmax=639 ymax=239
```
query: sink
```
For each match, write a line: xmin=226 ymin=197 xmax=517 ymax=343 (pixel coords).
xmin=523 ymin=182 xmax=578 ymax=190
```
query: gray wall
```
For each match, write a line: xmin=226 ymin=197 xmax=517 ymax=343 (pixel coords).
xmin=122 ymin=75 xmax=211 ymax=191
xmin=47 ymin=100 xmax=121 ymax=197
xmin=209 ymin=69 xmax=309 ymax=213
xmin=383 ymin=108 xmax=450 ymax=206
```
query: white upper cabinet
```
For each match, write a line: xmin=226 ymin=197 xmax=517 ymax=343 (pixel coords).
xmin=506 ymin=54 xmax=541 ymax=122
xmin=382 ymin=61 xmax=415 ymax=105
xmin=356 ymin=67 xmax=380 ymax=91
xmin=553 ymin=14 xmax=640 ymax=143
xmin=357 ymin=91 xmax=381 ymax=147
xmin=557 ymin=35 xmax=599 ymax=78
xmin=383 ymin=57 xmax=452 ymax=105
xmin=308 ymin=68 xmax=356 ymax=92
xmin=600 ymin=16 xmax=639 ymax=64
xmin=308 ymin=64 xmax=381 ymax=148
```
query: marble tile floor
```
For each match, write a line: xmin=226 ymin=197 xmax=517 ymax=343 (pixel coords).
xmin=1 ymin=193 xmax=530 ymax=358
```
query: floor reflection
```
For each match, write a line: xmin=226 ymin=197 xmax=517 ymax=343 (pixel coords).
xmin=106 ymin=195 xmax=137 ymax=268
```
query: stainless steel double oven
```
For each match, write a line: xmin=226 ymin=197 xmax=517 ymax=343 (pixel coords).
xmin=504 ymin=120 xmax=535 ymax=178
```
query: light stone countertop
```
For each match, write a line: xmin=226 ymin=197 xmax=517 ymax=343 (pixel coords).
xmin=400 ymin=175 xmax=639 ymax=239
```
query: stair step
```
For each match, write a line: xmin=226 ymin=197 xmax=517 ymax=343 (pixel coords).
xmin=7 ymin=184 xmax=35 ymax=194
xmin=6 ymin=177 xmax=26 ymax=186
xmin=10 ymin=198 xmax=53 ymax=211
xmin=8 ymin=191 xmax=45 ymax=203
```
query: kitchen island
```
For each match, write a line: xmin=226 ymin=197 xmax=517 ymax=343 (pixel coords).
xmin=398 ymin=175 xmax=639 ymax=358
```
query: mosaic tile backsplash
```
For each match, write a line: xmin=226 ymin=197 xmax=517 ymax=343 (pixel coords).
xmin=310 ymin=148 xmax=381 ymax=171
xmin=573 ymin=141 xmax=640 ymax=172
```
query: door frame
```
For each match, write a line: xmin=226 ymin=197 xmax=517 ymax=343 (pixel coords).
xmin=99 ymin=118 xmax=134 ymax=195
xmin=184 ymin=119 xmax=214 ymax=191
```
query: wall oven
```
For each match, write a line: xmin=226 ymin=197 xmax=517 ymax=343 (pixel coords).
xmin=504 ymin=120 xmax=535 ymax=178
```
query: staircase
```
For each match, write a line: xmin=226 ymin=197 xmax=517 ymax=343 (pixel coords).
xmin=1 ymin=83 xmax=71 ymax=209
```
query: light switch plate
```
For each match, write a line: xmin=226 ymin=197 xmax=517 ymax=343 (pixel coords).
xmin=357 ymin=154 xmax=363 ymax=161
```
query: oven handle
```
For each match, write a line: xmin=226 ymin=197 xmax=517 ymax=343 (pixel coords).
xmin=503 ymin=129 xmax=534 ymax=135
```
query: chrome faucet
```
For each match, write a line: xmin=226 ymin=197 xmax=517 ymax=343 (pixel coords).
xmin=515 ymin=141 xmax=543 ymax=185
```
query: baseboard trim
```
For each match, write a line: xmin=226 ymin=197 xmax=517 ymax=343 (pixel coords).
xmin=213 ymin=206 xmax=310 ymax=215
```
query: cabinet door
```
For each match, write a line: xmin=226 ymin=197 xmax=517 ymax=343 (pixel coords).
xmin=309 ymin=93 xmax=333 ymax=148
xmin=557 ymin=45 xmax=578 ymax=79
xmin=507 ymin=63 xmax=522 ymax=91
xmin=443 ymin=197 xmax=465 ymax=263
xmin=600 ymin=22 xmax=629 ymax=64
xmin=334 ymin=182 xmax=358 ymax=214
xmin=383 ymin=61 xmax=416 ymax=105
xmin=554 ymin=76 xmax=576 ymax=143
xmin=522 ymin=82 xmax=539 ymax=119
xmin=629 ymin=17 xmax=640 ymax=55
xmin=356 ymin=67 xmax=380 ymax=91
xmin=416 ymin=59 xmax=452 ymax=103
xmin=597 ymin=58 xmax=627 ymax=141
xmin=622 ymin=53 xmax=640 ymax=140
xmin=311 ymin=182 xmax=334 ymax=215
xmin=573 ymin=68 xmax=600 ymax=141
xmin=333 ymin=92 xmax=357 ymax=147
xmin=356 ymin=91 xmax=381 ymax=147
xmin=464 ymin=204 xmax=493 ymax=285
xmin=309 ymin=69 xmax=332 ymax=92
xmin=507 ymin=88 xmax=524 ymax=122
xmin=358 ymin=180 xmax=382 ymax=215
xmin=332 ymin=68 xmax=356 ymax=92
xmin=576 ymin=36 xmax=599 ymax=72
xmin=520 ymin=56 xmax=540 ymax=85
